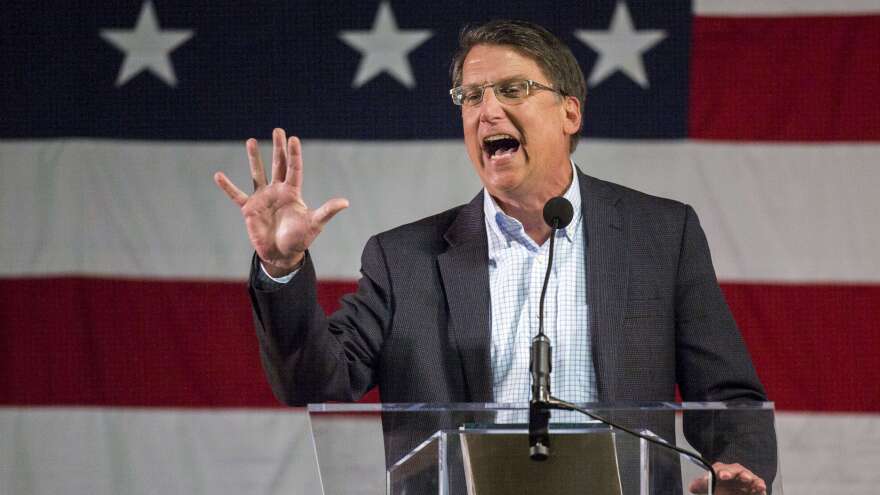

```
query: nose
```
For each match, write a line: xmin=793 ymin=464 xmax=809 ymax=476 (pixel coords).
xmin=478 ymin=87 xmax=506 ymax=123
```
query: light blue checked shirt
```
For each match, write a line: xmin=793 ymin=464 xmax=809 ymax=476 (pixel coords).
xmin=484 ymin=163 xmax=597 ymax=410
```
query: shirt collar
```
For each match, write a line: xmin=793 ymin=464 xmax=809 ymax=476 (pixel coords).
xmin=483 ymin=161 xmax=583 ymax=251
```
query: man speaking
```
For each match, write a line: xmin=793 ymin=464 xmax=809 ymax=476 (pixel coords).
xmin=215 ymin=20 xmax=773 ymax=495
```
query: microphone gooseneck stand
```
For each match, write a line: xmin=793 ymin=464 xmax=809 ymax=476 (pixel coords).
xmin=527 ymin=197 xmax=717 ymax=493
xmin=528 ymin=196 xmax=573 ymax=461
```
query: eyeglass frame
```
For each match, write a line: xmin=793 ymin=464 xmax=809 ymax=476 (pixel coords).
xmin=449 ymin=78 xmax=566 ymax=107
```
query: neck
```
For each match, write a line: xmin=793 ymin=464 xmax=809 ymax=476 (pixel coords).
xmin=491 ymin=165 xmax=574 ymax=245
xmin=495 ymin=198 xmax=551 ymax=244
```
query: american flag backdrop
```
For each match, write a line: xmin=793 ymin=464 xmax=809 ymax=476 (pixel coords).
xmin=2 ymin=1 xmax=879 ymax=493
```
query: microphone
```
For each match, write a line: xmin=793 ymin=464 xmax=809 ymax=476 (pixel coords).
xmin=542 ymin=196 xmax=574 ymax=231
xmin=529 ymin=196 xmax=574 ymax=460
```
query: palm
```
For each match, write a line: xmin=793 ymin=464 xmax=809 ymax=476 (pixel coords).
xmin=215 ymin=129 xmax=349 ymax=275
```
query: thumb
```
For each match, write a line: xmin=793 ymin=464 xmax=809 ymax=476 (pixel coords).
xmin=313 ymin=197 xmax=350 ymax=228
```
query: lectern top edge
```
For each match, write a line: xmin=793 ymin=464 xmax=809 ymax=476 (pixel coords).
xmin=307 ymin=401 xmax=775 ymax=413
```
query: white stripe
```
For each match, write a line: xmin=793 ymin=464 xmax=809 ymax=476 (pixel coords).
xmin=0 ymin=139 xmax=479 ymax=280
xmin=0 ymin=407 xmax=323 ymax=495
xmin=2 ymin=139 xmax=879 ymax=282
xmin=576 ymin=141 xmax=880 ymax=283
xmin=695 ymin=0 xmax=880 ymax=16
xmin=2 ymin=407 xmax=878 ymax=495
xmin=774 ymin=412 xmax=880 ymax=494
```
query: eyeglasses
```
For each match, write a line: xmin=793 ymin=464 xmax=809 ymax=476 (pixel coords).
xmin=450 ymin=79 xmax=564 ymax=107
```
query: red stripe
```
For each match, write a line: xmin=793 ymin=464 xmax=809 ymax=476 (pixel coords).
xmin=689 ymin=15 xmax=880 ymax=141
xmin=0 ymin=277 xmax=275 ymax=408
xmin=2 ymin=278 xmax=877 ymax=412
xmin=0 ymin=277 xmax=367 ymax=408
xmin=722 ymin=283 xmax=880 ymax=413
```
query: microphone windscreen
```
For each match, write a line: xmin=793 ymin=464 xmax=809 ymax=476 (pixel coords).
xmin=542 ymin=197 xmax=574 ymax=229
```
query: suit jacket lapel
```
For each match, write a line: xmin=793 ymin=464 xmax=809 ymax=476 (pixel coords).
xmin=438 ymin=192 xmax=493 ymax=402
xmin=579 ymin=171 xmax=629 ymax=401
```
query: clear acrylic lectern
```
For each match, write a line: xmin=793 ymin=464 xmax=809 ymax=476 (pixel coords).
xmin=307 ymin=402 xmax=781 ymax=495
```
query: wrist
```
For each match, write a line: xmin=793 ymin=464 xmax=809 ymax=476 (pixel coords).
xmin=261 ymin=252 xmax=305 ymax=278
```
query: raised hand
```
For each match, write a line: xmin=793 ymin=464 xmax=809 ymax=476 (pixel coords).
xmin=214 ymin=128 xmax=349 ymax=277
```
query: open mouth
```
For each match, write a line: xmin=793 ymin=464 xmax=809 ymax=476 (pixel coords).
xmin=482 ymin=134 xmax=521 ymax=158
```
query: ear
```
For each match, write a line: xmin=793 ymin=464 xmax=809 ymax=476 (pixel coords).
xmin=561 ymin=95 xmax=582 ymax=137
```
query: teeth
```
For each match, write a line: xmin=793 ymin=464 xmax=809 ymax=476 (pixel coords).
xmin=484 ymin=134 xmax=514 ymax=142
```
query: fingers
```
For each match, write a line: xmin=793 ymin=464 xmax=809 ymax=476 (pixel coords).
xmin=286 ymin=135 xmax=303 ymax=191
xmin=696 ymin=463 xmax=766 ymax=495
xmin=271 ymin=128 xmax=288 ymax=183
xmin=718 ymin=464 xmax=766 ymax=492
xmin=313 ymin=197 xmax=350 ymax=228
xmin=687 ymin=475 xmax=708 ymax=494
xmin=735 ymin=470 xmax=766 ymax=494
xmin=246 ymin=138 xmax=267 ymax=190
xmin=688 ymin=473 xmax=709 ymax=494
xmin=213 ymin=171 xmax=248 ymax=207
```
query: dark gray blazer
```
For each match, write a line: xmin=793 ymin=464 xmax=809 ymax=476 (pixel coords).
xmin=248 ymin=169 xmax=775 ymax=481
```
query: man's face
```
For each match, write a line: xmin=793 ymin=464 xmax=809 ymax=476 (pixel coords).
xmin=459 ymin=44 xmax=581 ymax=205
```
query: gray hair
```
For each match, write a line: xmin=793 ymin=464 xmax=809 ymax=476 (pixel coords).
xmin=450 ymin=20 xmax=587 ymax=152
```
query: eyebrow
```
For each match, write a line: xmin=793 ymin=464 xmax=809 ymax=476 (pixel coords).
xmin=461 ymin=74 xmax=529 ymax=87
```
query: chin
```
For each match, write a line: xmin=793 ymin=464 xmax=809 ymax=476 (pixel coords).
xmin=484 ymin=171 xmax=525 ymax=196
